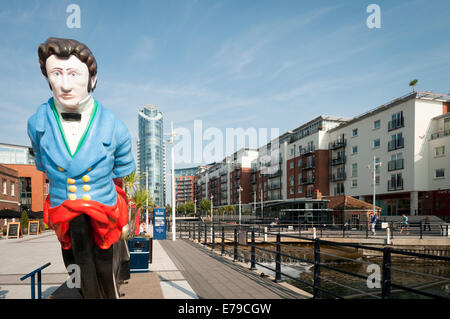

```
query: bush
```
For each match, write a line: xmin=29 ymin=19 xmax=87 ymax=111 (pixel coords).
xmin=20 ymin=211 xmax=29 ymax=232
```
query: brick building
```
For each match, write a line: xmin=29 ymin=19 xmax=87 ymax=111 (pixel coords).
xmin=0 ymin=164 xmax=19 ymax=211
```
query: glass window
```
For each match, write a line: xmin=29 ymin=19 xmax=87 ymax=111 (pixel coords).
xmin=352 ymin=163 xmax=358 ymax=177
xmin=374 ymin=120 xmax=380 ymax=129
xmin=298 ymin=186 xmax=302 ymax=193
xmin=435 ymin=146 xmax=445 ymax=157
xmin=352 ymin=128 xmax=358 ymax=137
xmin=352 ymin=146 xmax=358 ymax=154
xmin=435 ymin=169 xmax=445 ymax=178
xmin=373 ymin=139 xmax=380 ymax=148
xmin=352 ymin=179 xmax=357 ymax=188
xmin=290 ymin=162 xmax=294 ymax=169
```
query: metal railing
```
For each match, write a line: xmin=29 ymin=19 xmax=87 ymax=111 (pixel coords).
xmin=20 ymin=262 xmax=52 ymax=299
xmin=176 ymin=221 xmax=450 ymax=299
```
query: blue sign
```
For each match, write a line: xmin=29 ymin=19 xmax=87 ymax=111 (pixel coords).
xmin=153 ymin=208 xmax=166 ymax=240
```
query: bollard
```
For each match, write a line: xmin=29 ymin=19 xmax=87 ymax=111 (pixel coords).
xmin=313 ymin=227 xmax=316 ymax=240
xmin=386 ymin=227 xmax=391 ymax=245
xmin=264 ymin=227 xmax=268 ymax=242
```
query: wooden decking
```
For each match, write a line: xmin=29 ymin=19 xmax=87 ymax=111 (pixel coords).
xmin=160 ymin=239 xmax=309 ymax=299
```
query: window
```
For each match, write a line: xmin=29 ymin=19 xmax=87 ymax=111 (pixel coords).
xmin=298 ymin=186 xmax=302 ymax=194
xmin=375 ymin=175 xmax=380 ymax=185
xmin=375 ymin=157 xmax=381 ymax=174
xmin=374 ymin=120 xmax=381 ymax=129
xmin=435 ymin=146 xmax=445 ymax=157
xmin=298 ymin=159 xmax=302 ymax=167
xmin=2 ymin=179 xmax=6 ymax=195
xmin=290 ymin=188 xmax=294 ymax=195
xmin=435 ymin=169 xmax=445 ymax=179
xmin=352 ymin=128 xmax=358 ymax=137
xmin=290 ymin=162 xmax=294 ymax=169
xmin=351 ymin=163 xmax=358 ymax=177
xmin=352 ymin=179 xmax=358 ymax=188
xmin=352 ymin=146 xmax=358 ymax=154
xmin=298 ymin=174 xmax=302 ymax=184
xmin=289 ymin=175 xmax=294 ymax=186
xmin=373 ymin=139 xmax=381 ymax=148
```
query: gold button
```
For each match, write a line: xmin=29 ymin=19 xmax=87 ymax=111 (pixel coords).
xmin=68 ymin=186 xmax=77 ymax=193
xmin=68 ymin=194 xmax=77 ymax=200
xmin=82 ymin=175 xmax=91 ymax=183
xmin=67 ymin=178 xmax=75 ymax=185
xmin=58 ymin=166 xmax=65 ymax=172
xmin=83 ymin=185 xmax=91 ymax=192
xmin=82 ymin=194 xmax=91 ymax=200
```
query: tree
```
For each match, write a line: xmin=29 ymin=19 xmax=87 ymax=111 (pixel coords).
xmin=123 ymin=170 xmax=141 ymax=228
xmin=165 ymin=204 xmax=172 ymax=215
xmin=409 ymin=79 xmax=418 ymax=92
xmin=130 ymin=188 xmax=149 ymax=237
xmin=199 ymin=199 xmax=211 ymax=215
xmin=184 ymin=201 xmax=195 ymax=216
xmin=176 ymin=203 xmax=186 ymax=215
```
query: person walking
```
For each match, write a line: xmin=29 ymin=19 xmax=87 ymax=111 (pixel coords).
xmin=369 ymin=213 xmax=378 ymax=236
xmin=400 ymin=214 xmax=409 ymax=234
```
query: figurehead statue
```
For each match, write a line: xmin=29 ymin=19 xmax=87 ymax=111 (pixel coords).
xmin=28 ymin=37 xmax=135 ymax=298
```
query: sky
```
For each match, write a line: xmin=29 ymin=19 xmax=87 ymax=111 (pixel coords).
xmin=1 ymin=0 xmax=450 ymax=171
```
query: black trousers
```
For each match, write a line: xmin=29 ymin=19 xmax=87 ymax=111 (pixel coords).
xmin=61 ymin=214 xmax=130 ymax=299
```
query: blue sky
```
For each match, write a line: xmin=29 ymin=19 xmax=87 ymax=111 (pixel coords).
xmin=1 ymin=0 xmax=450 ymax=168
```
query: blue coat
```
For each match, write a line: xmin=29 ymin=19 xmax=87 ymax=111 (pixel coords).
xmin=27 ymin=97 xmax=136 ymax=208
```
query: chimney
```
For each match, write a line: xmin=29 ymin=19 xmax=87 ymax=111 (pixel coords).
xmin=444 ymin=102 xmax=449 ymax=114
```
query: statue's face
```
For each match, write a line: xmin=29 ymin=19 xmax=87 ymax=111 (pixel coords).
xmin=45 ymin=54 xmax=96 ymax=111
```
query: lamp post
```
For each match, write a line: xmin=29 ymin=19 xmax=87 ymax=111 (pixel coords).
xmin=146 ymin=166 xmax=149 ymax=230
xmin=210 ymin=195 xmax=214 ymax=222
xmin=368 ymin=155 xmax=382 ymax=218
xmin=194 ymin=199 xmax=197 ymax=217
xmin=167 ymin=121 xmax=178 ymax=241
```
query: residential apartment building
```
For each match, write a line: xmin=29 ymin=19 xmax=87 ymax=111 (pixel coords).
xmin=175 ymin=167 xmax=198 ymax=206
xmin=138 ymin=105 xmax=166 ymax=208
xmin=0 ymin=164 xmax=19 ymax=211
xmin=192 ymin=91 xmax=450 ymax=220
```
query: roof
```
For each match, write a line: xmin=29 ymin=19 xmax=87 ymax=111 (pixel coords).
xmin=324 ymin=195 xmax=381 ymax=211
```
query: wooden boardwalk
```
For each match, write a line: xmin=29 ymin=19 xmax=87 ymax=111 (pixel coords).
xmin=160 ymin=239 xmax=310 ymax=299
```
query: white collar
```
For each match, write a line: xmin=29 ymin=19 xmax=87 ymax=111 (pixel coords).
xmin=53 ymin=95 xmax=94 ymax=118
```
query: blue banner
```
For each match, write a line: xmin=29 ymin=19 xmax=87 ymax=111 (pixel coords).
xmin=153 ymin=208 xmax=166 ymax=240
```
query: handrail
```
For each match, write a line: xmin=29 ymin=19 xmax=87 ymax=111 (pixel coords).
xmin=20 ymin=262 xmax=51 ymax=299
xmin=177 ymin=221 xmax=450 ymax=299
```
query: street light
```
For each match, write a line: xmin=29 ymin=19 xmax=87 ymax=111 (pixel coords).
xmin=210 ymin=194 xmax=214 ymax=222
xmin=166 ymin=121 xmax=178 ymax=241
xmin=367 ymin=155 xmax=382 ymax=217
xmin=145 ymin=166 xmax=149 ymax=230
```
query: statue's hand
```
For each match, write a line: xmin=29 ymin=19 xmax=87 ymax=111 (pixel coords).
xmin=120 ymin=224 xmax=129 ymax=240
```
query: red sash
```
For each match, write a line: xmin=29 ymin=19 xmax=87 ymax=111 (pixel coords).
xmin=44 ymin=185 xmax=129 ymax=250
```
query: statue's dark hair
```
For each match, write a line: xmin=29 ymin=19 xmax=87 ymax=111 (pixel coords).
xmin=38 ymin=37 xmax=97 ymax=92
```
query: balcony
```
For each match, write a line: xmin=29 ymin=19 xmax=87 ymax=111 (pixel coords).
xmin=388 ymin=159 xmax=404 ymax=171
xmin=300 ymin=177 xmax=315 ymax=185
xmin=330 ymin=172 xmax=346 ymax=182
xmin=431 ymin=129 xmax=450 ymax=140
xmin=303 ymin=161 xmax=315 ymax=170
xmin=300 ymin=146 xmax=315 ymax=155
xmin=267 ymin=182 xmax=281 ymax=190
xmin=265 ymin=169 xmax=282 ymax=178
xmin=388 ymin=138 xmax=405 ymax=151
xmin=330 ymin=156 xmax=346 ymax=166
xmin=220 ymin=185 xmax=227 ymax=191
xmin=388 ymin=179 xmax=404 ymax=191
xmin=388 ymin=117 xmax=405 ymax=131
xmin=250 ymin=176 xmax=256 ymax=184
xmin=329 ymin=139 xmax=347 ymax=150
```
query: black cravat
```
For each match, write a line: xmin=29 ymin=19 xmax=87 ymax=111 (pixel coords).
xmin=61 ymin=112 xmax=81 ymax=121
